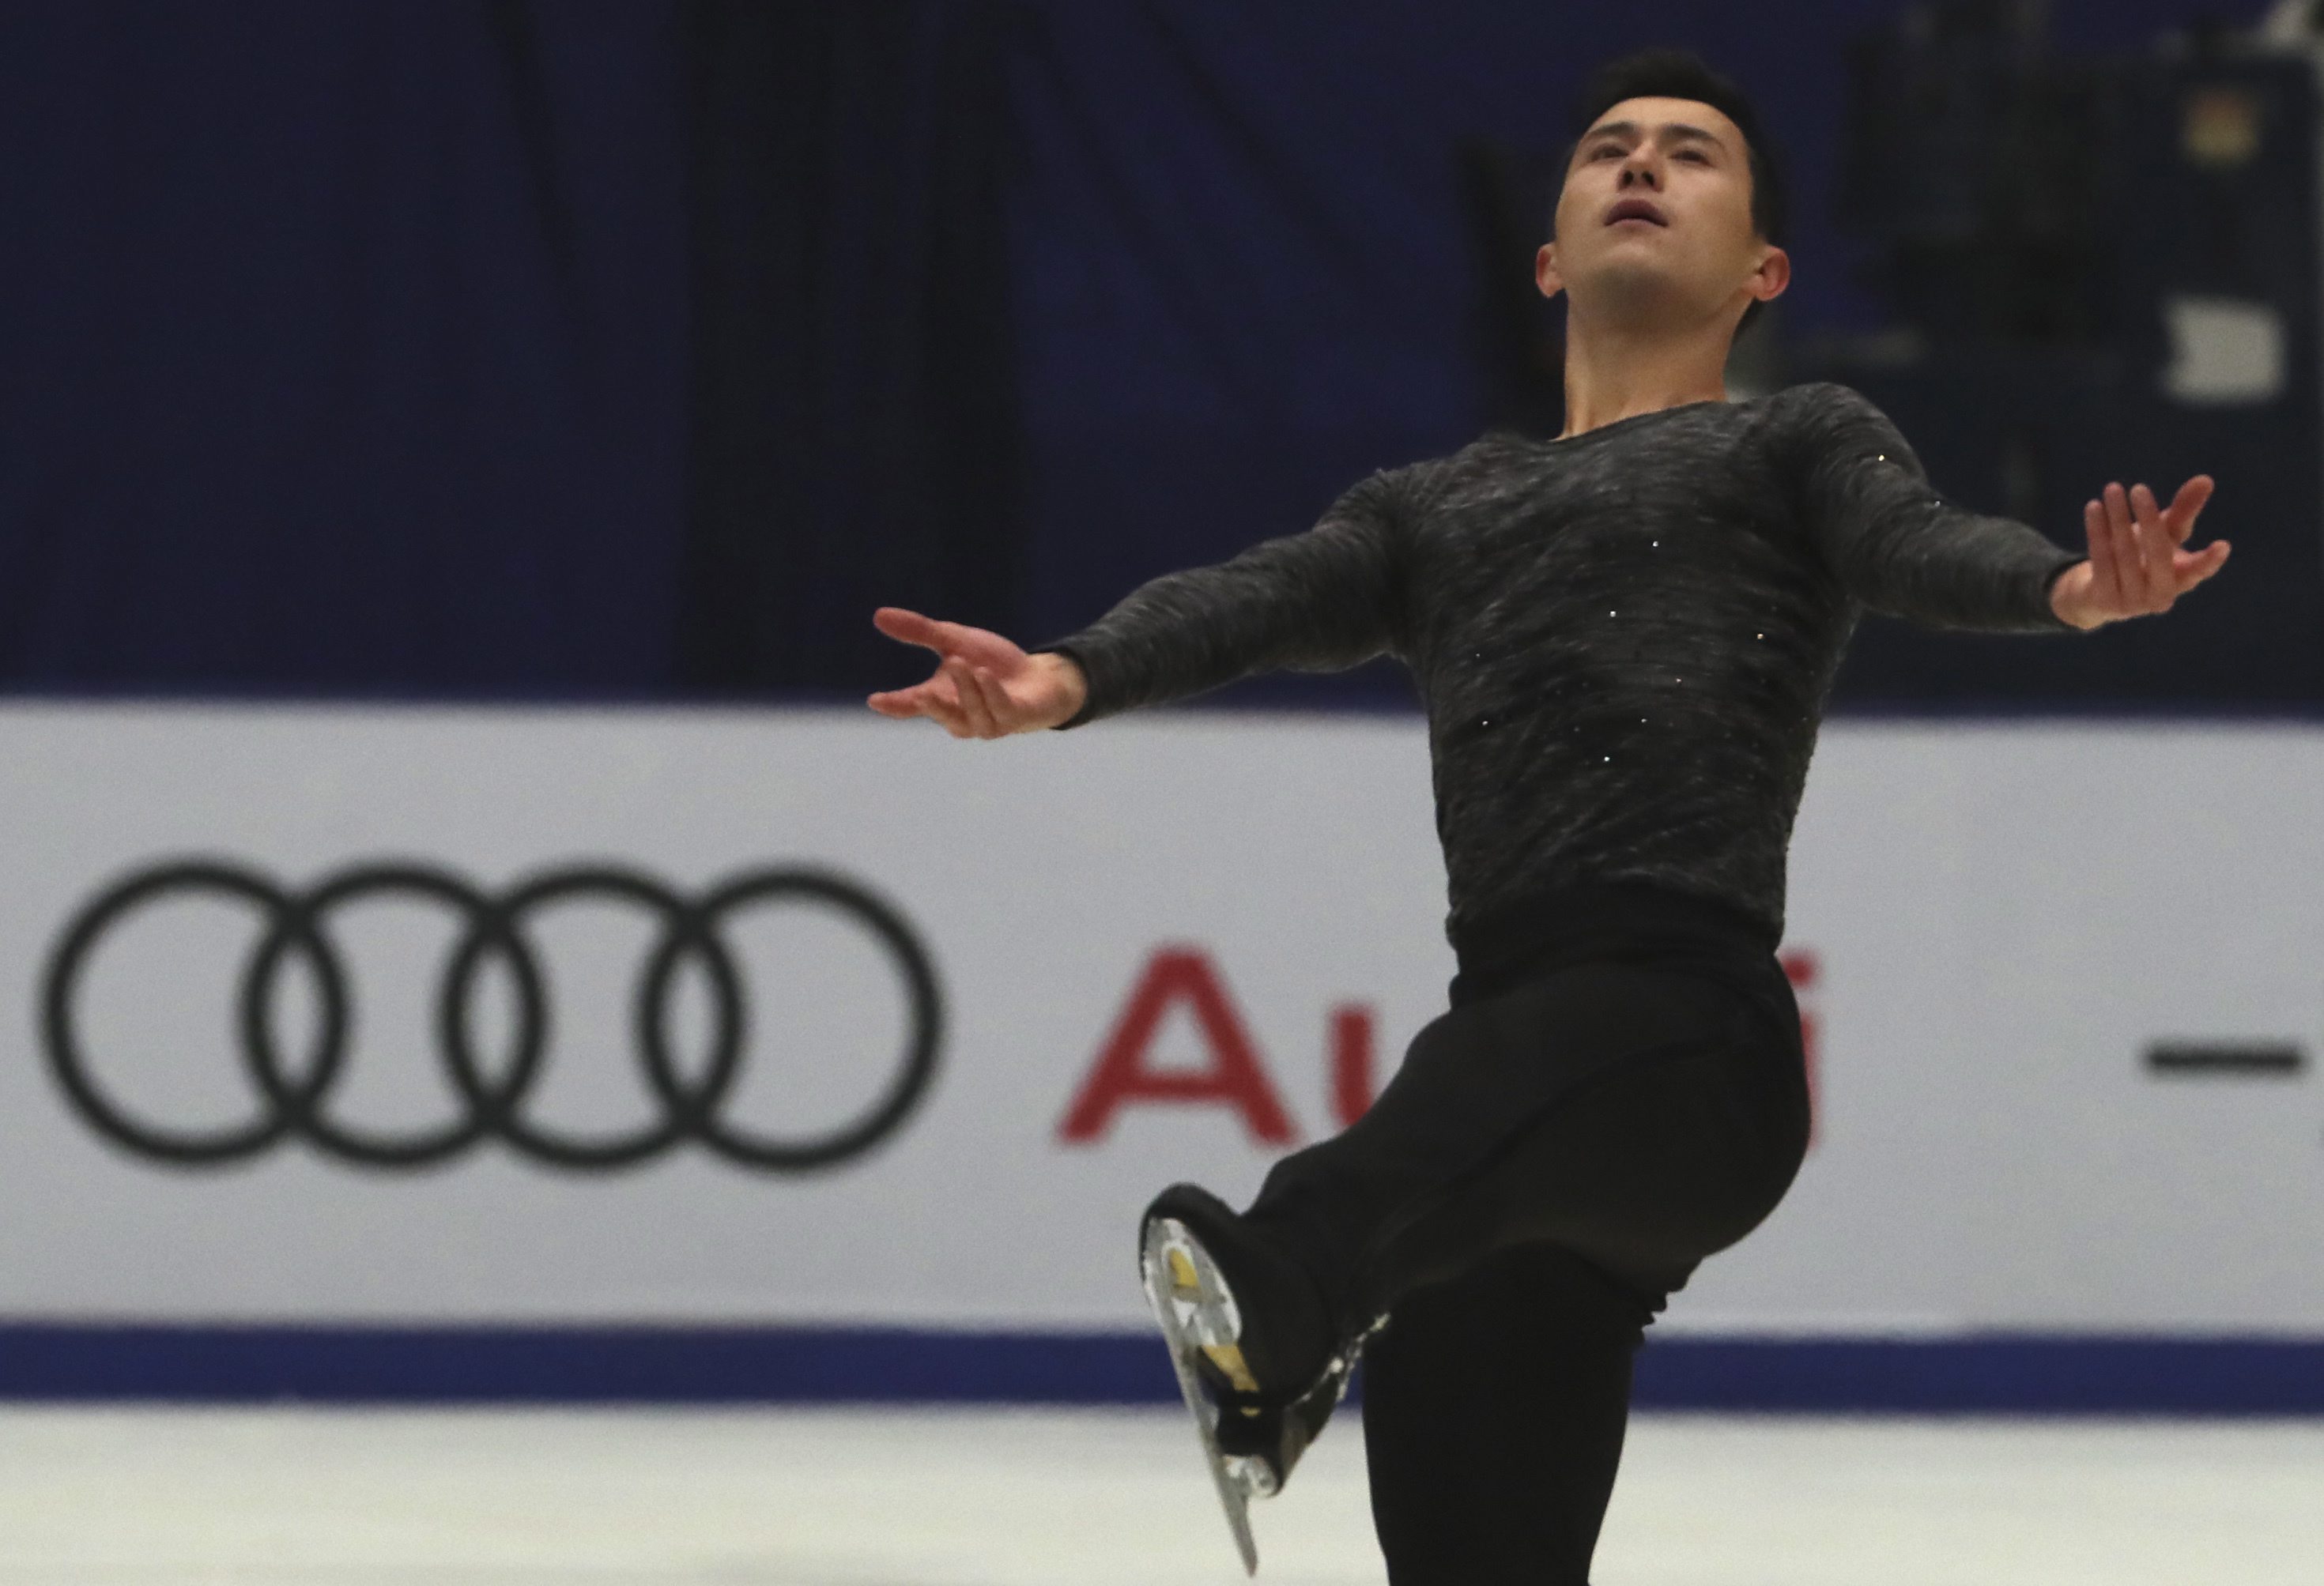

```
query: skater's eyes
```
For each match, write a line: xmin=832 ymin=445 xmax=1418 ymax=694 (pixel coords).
xmin=1584 ymin=142 xmax=1712 ymax=164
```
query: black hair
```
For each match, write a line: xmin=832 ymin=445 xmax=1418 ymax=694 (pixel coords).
xmin=1555 ymin=48 xmax=1789 ymax=335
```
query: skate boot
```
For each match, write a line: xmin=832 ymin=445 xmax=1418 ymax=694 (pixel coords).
xmin=1137 ymin=1182 xmax=1348 ymax=1575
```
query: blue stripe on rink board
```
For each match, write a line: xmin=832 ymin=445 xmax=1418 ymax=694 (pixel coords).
xmin=1626 ymin=1335 xmax=2324 ymax=1415
xmin=1 ymin=1324 xmax=2322 ymax=1413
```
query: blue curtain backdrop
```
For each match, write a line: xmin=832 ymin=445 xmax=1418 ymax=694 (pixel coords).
xmin=0 ymin=1 xmax=689 ymax=695
xmin=0 ymin=0 xmax=2287 ymax=703
xmin=679 ymin=0 xmax=1028 ymax=695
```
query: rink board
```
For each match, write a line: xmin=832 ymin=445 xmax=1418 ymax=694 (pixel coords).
xmin=0 ymin=703 xmax=2319 ymax=1403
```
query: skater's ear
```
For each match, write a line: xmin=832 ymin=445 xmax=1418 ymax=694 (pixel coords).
xmin=1744 ymin=242 xmax=1790 ymax=307
xmin=1536 ymin=241 xmax=1564 ymax=303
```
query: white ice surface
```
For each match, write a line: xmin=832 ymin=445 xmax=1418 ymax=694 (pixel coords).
xmin=0 ymin=1406 xmax=2317 ymax=1584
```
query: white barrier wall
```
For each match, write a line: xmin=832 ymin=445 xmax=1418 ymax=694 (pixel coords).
xmin=1 ymin=704 xmax=2319 ymax=1336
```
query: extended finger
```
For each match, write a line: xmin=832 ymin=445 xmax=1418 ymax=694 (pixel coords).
xmin=873 ymin=606 xmax=969 ymax=657
xmin=970 ymin=666 xmax=1016 ymax=733
xmin=2107 ymin=483 xmax=2158 ymax=608
xmin=905 ymin=671 xmax=971 ymax=736
xmin=867 ymin=668 xmax=946 ymax=713
xmin=866 ymin=678 xmax=930 ymax=718
xmin=2130 ymin=484 xmax=2173 ymax=608
xmin=948 ymin=659 xmax=994 ymax=738
xmin=2083 ymin=499 xmax=2121 ymax=612
xmin=872 ymin=607 xmax=934 ymax=646
xmin=2173 ymin=538 xmax=2232 ymax=593
xmin=2103 ymin=484 xmax=2144 ymax=608
xmin=2164 ymin=475 xmax=2215 ymax=544
xmin=2115 ymin=483 xmax=2159 ymax=607
xmin=949 ymin=657 xmax=996 ymax=736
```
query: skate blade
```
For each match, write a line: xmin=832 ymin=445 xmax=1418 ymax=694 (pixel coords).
xmin=1141 ymin=1216 xmax=1265 ymax=1576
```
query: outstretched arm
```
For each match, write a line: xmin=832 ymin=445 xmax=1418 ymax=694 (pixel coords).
xmin=869 ymin=465 xmax=1412 ymax=737
xmin=2047 ymin=477 xmax=2229 ymax=630
xmin=1791 ymin=383 xmax=2230 ymax=634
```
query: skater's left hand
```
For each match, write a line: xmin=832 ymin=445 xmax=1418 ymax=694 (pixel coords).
xmin=2049 ymin=477 xmax=2229 ymax=631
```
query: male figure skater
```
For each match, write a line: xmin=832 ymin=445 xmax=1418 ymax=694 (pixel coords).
xmin=867 ymin=50 xmax=2228 ymax=1584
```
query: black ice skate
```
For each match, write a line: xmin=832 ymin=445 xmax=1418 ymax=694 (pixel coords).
xmin=1137 ymin=1184 xmax=1366 ymax=1576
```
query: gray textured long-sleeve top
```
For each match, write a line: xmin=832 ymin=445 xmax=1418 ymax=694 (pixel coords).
xmin=1031 ymin=382 xmax=2087 ymax=951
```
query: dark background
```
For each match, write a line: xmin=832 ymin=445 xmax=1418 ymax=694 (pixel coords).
xmin=0 ymin=0 xmax=2306 ymax=709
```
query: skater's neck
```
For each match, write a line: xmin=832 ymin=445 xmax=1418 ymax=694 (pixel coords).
xmin=1556 ymin=306 xmax=1734 ymax=441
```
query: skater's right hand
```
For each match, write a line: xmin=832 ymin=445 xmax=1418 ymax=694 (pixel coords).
xmin=866 ymin=608 xmax=1088 ymax=737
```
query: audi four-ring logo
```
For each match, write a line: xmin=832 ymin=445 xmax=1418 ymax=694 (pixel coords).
xmin=41 ymin=859 xmax=944 ymax=1173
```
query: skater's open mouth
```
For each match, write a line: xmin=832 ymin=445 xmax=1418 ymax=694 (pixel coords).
xmin=1605 ymin=198 xmax=1669 ymax=227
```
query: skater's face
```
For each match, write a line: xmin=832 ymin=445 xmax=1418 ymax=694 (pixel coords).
xmin=1537 ymin=96 xmax=1789 ymax=337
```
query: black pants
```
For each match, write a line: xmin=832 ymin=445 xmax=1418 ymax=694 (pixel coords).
xmin=1239 ymin=883 xmax=1813 ymax=1585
